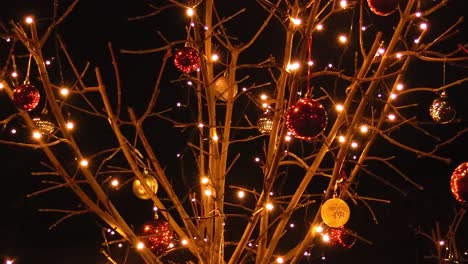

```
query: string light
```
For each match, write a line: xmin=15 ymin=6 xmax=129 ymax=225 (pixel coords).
xmin=350 ymin=141 xmax=358 ymax=148
xmin=396 ymin=53 xmax=403 ymax=59
xmin=338 ymin=135 xmax=346 ymax=143
xmin=136 ymin=242 xmax=145 ymax=250
xmin=238 ymin=190 xmax=245 ymax=198
xmin=396 ymin=83 xmax=404 ymax=91
xmin=212 ymin=134 xmax=219 ymax=141
xmin=322 ymin=234 xmax=330 ymax=242
xmin=387 ymin=114 xmax=396 ymax=121
xmin=276 ymin=257 xmax=284 ymax=263
xmin=335 ymin=104 xmax=344 ymax=112
xmin=419 ymin=23 xmax=428 ymax=30
xmin=0 ymin=83 xmax=4 ymax=89
xmin=316 ymin=24 xmax=324 ymax=31
xmin=338 ymin=35 xmax=347 ymax=44
xmin=110 ymin=178 xmax=120 ymax=188
xmin=286 ymin=61 xmax=301 ymax=72
xmin=201 ymin=177 xmax=209 ymax=184
xmin=186 ymin=8 xmax=194 ymax=17
xmin=11 ymin=72 xmax=18 ymax=78
xmin=260 ymin=94 xmax=268 ymax=100
xmin=80 ymin=159 xmax=89 ymax=167
xmin=25 ymin=16 xmax=34 ymax=24
xmin=389 ymin=93 xmax=397 ymax=100
xmin=339 ymin=0 xmax=347 ymax=8
xmin=265 ymin=202 xmax=274 ymax=211
xmin=60 ymin=87 xmax=69 ymax=97
xmin=10 ymin=129 xmax=16 ymax=134
xmin=314 ymin=225 xmax=323 ymax=233
xmin=32 ymin=130 xmax=42 ymax=139
xmin=360 ymin=125 xmax=369 ymax=133
xmin=181 ymin=239 xmax=188 ymax=245
xmin=211 ymin=54 xmax=219 ymax=61
xmin=290 ymin=17 xmax=302 ymax=26
xmin=118 ymin=243 xmax=123 ymax=248
xmin=66 ymin=121 xmax=74 ymax=130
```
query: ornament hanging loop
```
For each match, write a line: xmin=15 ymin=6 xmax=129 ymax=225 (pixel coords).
xmin=24 ymin=54 xmax=33 ymax=85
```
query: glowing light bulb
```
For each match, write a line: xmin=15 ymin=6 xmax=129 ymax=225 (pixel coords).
xmin=60 ymin=88 xmax=69 ymax=96
xmin=419 ymin=23 xmax=428 ymax=30
xmin=286 ymin=61 xmax=300 ymax=72
xmin=211 ymin=54 xmax=219 ymax=61
xmin=186 ymin=8 xmax=194 ymax=17
xmin=260 ymin=94 xmax=268 ymax=100
xmin=314 ymin=225 xmax=323 ymax=233
xmin=307 ymin=60 xmax=314 ymax=66
xmin=360 ymin=125 xmax=369 ymax=133
xmin=238 ymin=190 xmax=245 ymax=198
xmin=338 ymin=135 xmax=346 ymax=143
xmin=322 ymin=234 xmax=330 ymax=242
xmin=45 ymin=60 xmax=51 ymax=65
xmin=136 ymin=242 xmax=145 ymax=250
xmin=361 ymin=26 xmax=367 ymax=31
xmin=11 ymin=72 xmax=18 ymax=78
xmin=265 ymin=202 xmax=274 ymax=211
xmin=290 ymin=17 xmax=301 ymax=26
xmin=32 ymin=131 xmax=42 ymax=139
xmin=415 ymin=12 xmax=422 ymax=17
xmin=80 ymin=159 xmax=89 ymax=167
xmin=285 ymin=134 xmax=292 ymax=142
xmin=66 ymin=121 xmax=74 ymax=130
xmin=439 ymin=240 xmax=445 ymax=246
xmin=201 ymin=177 xmax=209 ymax=184
xmin=390 ymin=93 xmax=397 ymax=100
xmin=378 ymin=48 xmax=385 ymax=55
xmin=338 ymin=35 xmax=347 ymax=44
xmin=212 ymin=134 xmax=219 ymax=141
xmin=198 ymin=122 xmax=204 ymax=128
xmin=351 ymin=141 xmax=358 ymax=148
xmin=254 ymin=157 xmax=260 ymax=162
xmin=335 ymin=104 xmax=344 ymax=112
xmin=204 ymin=188 xmax=213 ymax=196
xmin=181 ymin=239 xmax=188 ymax=245
xmin=0 ymin=83 xmax=4 ymax=89
xmin=340 ymin=0 xmax=347 ymax=8
xmin=396 ymin=83 xmax=404 ymax=91
xmin=316 ymin=24 xmax=324 ymax=31
xmin=388 ymin=114 xmax=396 ymax=121
xmin=11 ymin=129 xmax=17 ymax=134
xmin=6 ymin=260 xmax=14 ymax=264
xmin=118 ymin=243 xmax=123 ymax=248
xmin=111 ymin=178 xmax=119 ymax=187
xmin=276 ymin=257 xmax=284 ymax=263
xmin=25 ymin=16 xmax=34 ymax=24
xmin=396 ymin=53 xmax=403 ymax=59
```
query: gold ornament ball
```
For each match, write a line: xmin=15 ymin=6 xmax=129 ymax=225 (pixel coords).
xmin=132 ymin=176 xmax=158 ymax=200
xmin=33 ymin=116 xmax=55 ymax=135
xmin=214 ymin=76 xmax=238 ymax=101
xmin=320 ymin=198 xmax=350 ymax=228
xmin=257 ymin=111 xmax=273 ymax=134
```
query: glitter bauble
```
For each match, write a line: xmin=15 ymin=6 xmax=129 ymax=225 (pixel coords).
xmin=173 ymin=46 xmax=200 ymax=74
xmin=429 ymin=96 xmax=456 ymax=124
xmin=132 ymin=175 xmax=158 ymax=200
xmin=328 ymin=228 xmax=356 ymax=248
xmin=257 ymin=111 xmax=274 ymax=134
xmin=450 ymin=162 xmax=468 ymax=206
xmin=367 ymin=0 xmax=400 ymax=16
xmin=141 ymin=219 xmax=173 ymax=255
xmin=213 ymin=76 xmax=238 ymax=101
xmin=320 ymin=198 xmax=350 ymax=228
xmin=33 ymin=116 xmax=55 ymax=135
xmin=285 ymin=98 xmax=327 ymax=140
xmin=12 ymin=84 xmax=40 ymax=111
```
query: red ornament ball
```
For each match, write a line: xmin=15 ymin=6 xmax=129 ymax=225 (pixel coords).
xmin=12 ymin=84 xmax=40 ymax=111
xmin=367 ymin=0 xmax=400 ymax=16
xmin=450 ymin=162 xmax=468 ymax=206
xmin=285 ymin=98 xmax=327 ymax=140
xmin=141 ymin=219 xmax=173 ymax=255
xmin=173 ymin=46 xmax=200 ymax=73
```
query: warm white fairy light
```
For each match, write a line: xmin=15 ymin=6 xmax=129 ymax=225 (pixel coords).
xmin=80 ymin=159 xmax=89 ymax=167
xmin=186 ymin=8 xmax=194 ymax=17
xmin=254 ymin=157 xmax=260 ymax=162
xmin=265 ymin=202 xmax=274 ymax=211
xmin=285 ymin=134 xmax=292 ymax=142
xmin=204 ymin=25 xmax=209 ymax=30
xmin=190 ymin=22 xmax=195 ymax=27
xmin=111 ymin=178 xmax=119 ymax=187
xmin=339 ymin=0 xmax=347 ymax=8
xmin=262 ymin=102 xmax=269 ymax=108
xmin=25 ymin=16 xmax=34 ymax=24
xmin=260 ymin=94 xmax=268 ymax=100
xmin=414 ymin=38 xmax=420 ymax=44
xmin=419 ymin=23 xmax=428 ymax=30
xmin=187 ymin=80 xmax=193 ymax=86
xmin=204 ymin=188 xmax=213 ymax=196
xmin=6 ymin=260 xmax=14 ymax=264
xmin=322 ymin=234 xmax=330 ymax=242
xmin=66 ymin=121 xmax=74 ymax=130
xmin=212 ymin=133 xmax=219 ymax=141
xmin=289 ymin=223 xmax=295 ymax=228
xmin=211 ymin=54 xmax=219 ymax=61
xmin=439 ymin=240 xmax=445 ymax=246
xmin=377 ymin=48 xmax=385 ymax=55
xmin=360 ymin=125 xmax=369 ymax=133
xmin=10 ymin=129 xmax=16 ymax=134
xmin=388 ymin=114 xmax=396 ymax=121
xmin=238 ymin=190 xmax=245 ymax=198
xmin=396 ymin=83 xmax=404 ymax=91
xmin=0 ymin=83 xmax=4 ymax=89
xmin=415 ymin=12 xmax=422 ymax=17
xmin=286 ymin=61 xmax=301 ymax=72
xmin=169 ymin=243 xmax=175 ymax=248
xmin=338 ymin=35 xmax=347 ymax=44
xmin=290 ymin=17 xmax=302 ymax=26
xmin=11 ymin=72 xmax=18 ymax=78
xmin=32 ymin=131 xmax=42 ymax=139
xmin=361 ymin=26 xmax=367 ymax=31
xmin=201 ymin=176 xmax=209 ymax=184
xmin=316 ymin=24 xmax=324 ymax=31
xmin=314 ymin=225 xmax=323 ymax=233
xmin=276 ymin=257 xmax=284 ymax=263
xmin=60 ymin=87 xmax=69 ymax=97
xmin=351 ymin=141 xmax=358 ymax=148
xmin=181 ymin=239 xmax=189 ymax=245
xmin=307 ymin=60 xmax=314 ymax=66
xmin=118 ymin=243 xmax=123 ymax=248
xmin=335 ymin=104 xmax=344 ymax=112
xmin=136 ymin=242 xmax=145 ymax=250
xmin=242 ymin=87 xmax=247 ymax=91
xmin=198 ymin=122 xmax=204 ymax=128
xmin=390 ymin=93 xmax=397 ymax=100
xmin=338 ymin=135 xmax=346 ymax=143
xmin=396 ymin=52 xmax=403 ymax=59
xmin=45 ymin=60 xmax=51 ymax=65
xmin=328 ymin=63 xmax=333 ymax=68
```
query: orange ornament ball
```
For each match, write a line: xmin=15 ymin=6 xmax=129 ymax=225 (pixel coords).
xmin=320 ymin=198 xmax=350 ymax=228
xmin=450 ymin=162 xmax=468 ymax=206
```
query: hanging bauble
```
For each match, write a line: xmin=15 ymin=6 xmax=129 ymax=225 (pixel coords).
xmin=429 ymin=94 xmax=456 ymax=124
xmin=132 ymin=175 xmax=158 ymax=200
xmin=33 ymin=116 xmax=56 ymax=135
xmin=257 ymin=110 xmax=274 ymax=134
xmin=12 ymin=84 xmax=40 ymax=111
xmin=213 ymin=76 xmax=238 ymax=101
xmin=320 ymin=198 xmax=350 ymax=228
xmin=173 ymin=46 xmax=200 ymax=74
xmin=450 ymin=162 xmax=468 ymax=206
xmin=367 ymin=0 xmax=400 ymax=16
xmin=141 ymin=219 xmax=173 ymax=255
xmin=285 ymin=98 xmax=327 ymax=140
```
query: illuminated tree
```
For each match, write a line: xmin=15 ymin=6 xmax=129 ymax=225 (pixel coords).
xmin=1 ymin=0 xmax=467 ymax=263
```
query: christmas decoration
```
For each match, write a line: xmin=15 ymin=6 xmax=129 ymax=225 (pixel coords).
xmin=173 ymin=46 xmax=200 ymax=74
xmin=285 ymin=98 xmax=328 ymax=140
xmin=132 ymin=175 xmax=158 ymax=200
xmin=12 ymin=84 xmax=40 ymax=111
xmin=429 ymin=94 xmax=456 ymax=124
xmin=367 ymin=0 xmax=400 ymax=16
xmin=328 ymin=228 xmax=356 ymax=248
xmin=320 ymin=198 xmax=350 ymax=228
xmin=450 ymin=162 xmax=468 ymax=206
xmin=257 ymin=110 xmax=273 ymax=134
xmin=141 ymin=218 xmax=173 ymax=255
xmin=33 ymin=116 xmax=55 ymax=135
xmin=213 ymin=75 xmax=238 ymax=101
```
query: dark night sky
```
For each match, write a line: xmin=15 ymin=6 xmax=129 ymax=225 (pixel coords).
xmin=1 ymin=0 xmax=467 ymax=263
